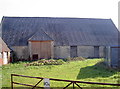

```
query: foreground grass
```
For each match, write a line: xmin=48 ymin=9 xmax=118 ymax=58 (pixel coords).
xmin=2 ymin=59 xmax=120 ymax=88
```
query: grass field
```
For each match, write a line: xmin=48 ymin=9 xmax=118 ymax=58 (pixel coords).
xmin=1 ymin=59 xmax=120 ymax=88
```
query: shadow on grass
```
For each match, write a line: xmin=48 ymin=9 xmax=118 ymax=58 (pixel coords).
xmin=77 ymin=61 xmax=118 ymax=79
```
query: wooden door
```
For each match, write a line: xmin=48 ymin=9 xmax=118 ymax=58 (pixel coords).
xmin=30 ymin=41 xmax=53 ymax=59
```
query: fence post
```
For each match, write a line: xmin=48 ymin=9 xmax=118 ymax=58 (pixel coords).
xmin=73 ymin=82 xmax=74 ymax=89
xmin=11 ymin=74 xmax=13 ymax=89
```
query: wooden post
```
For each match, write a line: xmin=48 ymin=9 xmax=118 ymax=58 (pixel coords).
xmin=11 ymin=74 xmax=13 ymax=89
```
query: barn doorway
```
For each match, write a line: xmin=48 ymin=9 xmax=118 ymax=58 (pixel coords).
xmin=32 ymin=54 xmax=38 ymax=60
xmin=94 ymin=46 xmax=99 ymax=58
xmin=70 ymin=46 xmax=77 ymax=58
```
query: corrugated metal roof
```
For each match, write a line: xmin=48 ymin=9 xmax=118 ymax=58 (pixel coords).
xmin=1 ymin=17 xmax=120 ymax=46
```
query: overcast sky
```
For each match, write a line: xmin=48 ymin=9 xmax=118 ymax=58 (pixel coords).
xmin=0 ymin=0 xmax=119 ymax=28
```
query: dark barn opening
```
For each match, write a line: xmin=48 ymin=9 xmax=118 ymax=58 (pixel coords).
xmin=94 ymin=46 xmax=99 ymax=58
xmin=70 ymin=46 xmax=77 ymax=58
xmin=32 ymin=54 xmax=38 ymax=60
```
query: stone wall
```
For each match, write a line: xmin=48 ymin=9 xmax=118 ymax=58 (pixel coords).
xmin=77 ymin=46 xmax=94 ymax=58
xmin=54 ymin=46 xmax=105 ymax=58
xmin=11 ymin=46 xmax=29 ymax=59
xmin=99 ymin=46 xmax=105 ymax=58
xmin=54 ymin=46 xmax=70 ymax=58
xmin=12 ymin=45 xmax=105 ymax=59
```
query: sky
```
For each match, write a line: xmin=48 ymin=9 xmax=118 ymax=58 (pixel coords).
xmin=0 ymin=0 xmax=119 ymax=28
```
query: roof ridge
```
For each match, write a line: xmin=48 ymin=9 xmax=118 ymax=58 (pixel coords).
xmin=2 ymin=16 xmax=110 ymax=20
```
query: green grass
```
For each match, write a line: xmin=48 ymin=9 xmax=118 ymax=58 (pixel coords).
xmin=1 ymin=59 xmax=120 ymax=88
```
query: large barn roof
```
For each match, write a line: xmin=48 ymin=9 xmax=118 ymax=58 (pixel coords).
xmin=1 ymin=16 xmax=120 ymax=46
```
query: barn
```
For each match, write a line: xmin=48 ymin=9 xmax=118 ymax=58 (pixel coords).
xmin=1 ymin=16 xmax=119 ymax=61
xmin=0 ymin=37 xmax=10 ymax=65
